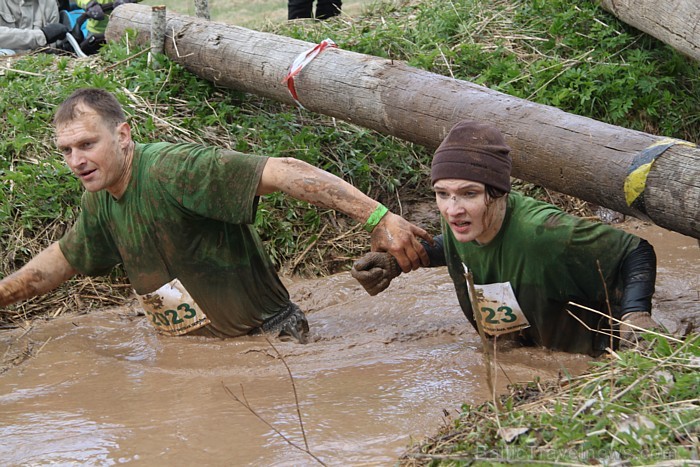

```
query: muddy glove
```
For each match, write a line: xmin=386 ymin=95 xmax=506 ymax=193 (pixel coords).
xmin=41 ymin=23 xmax=70 ymax=43
xmin=351 ymin=252 xmax=401 ymax=296
xmin=618 ymin=312 xmax=662 ymax=349
xmin=85 ymin=0 xmax=107 ymax=20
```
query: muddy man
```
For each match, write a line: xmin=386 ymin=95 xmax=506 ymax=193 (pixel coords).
xmin=352 ymin=120 xmax=661 ymax=356
xmin=0 ymin=87 xmax=432 ymax=343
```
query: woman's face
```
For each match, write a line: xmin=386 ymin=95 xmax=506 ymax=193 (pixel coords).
xmin=433 ymin=179 xmax=506 ymax=244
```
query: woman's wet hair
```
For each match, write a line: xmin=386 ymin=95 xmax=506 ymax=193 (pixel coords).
xmin=53 ymin=88 xmax=126 ymax=129
xmin=485 ymin=184 xmax=508 ymax=204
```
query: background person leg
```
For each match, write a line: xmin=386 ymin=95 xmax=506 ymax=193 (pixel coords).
xmin=315 ymin=0 xmax=342 ymax=19
xmin=288 ymin=0 xmax=313 ymax=19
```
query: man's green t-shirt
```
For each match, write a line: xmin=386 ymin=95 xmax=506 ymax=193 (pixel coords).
xmin=443 ymin=192 xmax=640 ymax=355
xmin=59 ymin=142 xmax=290 ymax=336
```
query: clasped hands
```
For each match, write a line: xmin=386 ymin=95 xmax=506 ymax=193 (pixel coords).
xmin=353 ymin=211 xmax=432 ymax=295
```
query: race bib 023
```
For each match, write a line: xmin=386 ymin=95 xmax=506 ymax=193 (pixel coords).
xmin=136 ymin=279 xmax=211 ymax=336
xmin=464 ymin=264 xmax=530 ymax=336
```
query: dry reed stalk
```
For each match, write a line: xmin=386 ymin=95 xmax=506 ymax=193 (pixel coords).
xmin=222 ymin=337 xmax=327 ymax=466
xmin=465 ymin=271 xmax=501 ymax=413
xmin=100 ymin=47 xmax=150 ymax=73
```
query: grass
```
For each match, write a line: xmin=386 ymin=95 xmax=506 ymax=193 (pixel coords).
xmin=401 ymin=334 xmax=700 ymax=465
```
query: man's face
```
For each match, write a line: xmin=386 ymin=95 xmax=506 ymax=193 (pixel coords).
xmin=433 ymin=179 xmax=503 ymax=244
xmin=55 ymin=105 xmax=131 ymax=198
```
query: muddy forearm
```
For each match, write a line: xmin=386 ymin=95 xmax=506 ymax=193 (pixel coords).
xmin=259 ymin=157 xmax=377 ymax=222
xmin=0 ymin=242 xmax=77 ymax=306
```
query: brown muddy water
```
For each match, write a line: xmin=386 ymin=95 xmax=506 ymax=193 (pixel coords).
xmin=1 ymin=220 xmax=698 ymax=466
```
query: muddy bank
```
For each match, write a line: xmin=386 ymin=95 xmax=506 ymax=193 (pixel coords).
xmin=0 ymin=221 xmax=697 ymax=465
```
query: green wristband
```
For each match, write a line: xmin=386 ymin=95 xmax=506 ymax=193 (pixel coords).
xmin=363 ymin=203 xmax=389 ymax=233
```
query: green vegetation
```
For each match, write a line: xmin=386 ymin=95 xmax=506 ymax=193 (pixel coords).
xmin=1 ymin=0 xmax=698 ymax=320
xmin=401 ymin=334 xmax=700 ymax=465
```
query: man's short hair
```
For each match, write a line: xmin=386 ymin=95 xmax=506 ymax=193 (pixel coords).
xmin=53 ymin=88 xmax=126 ymax=128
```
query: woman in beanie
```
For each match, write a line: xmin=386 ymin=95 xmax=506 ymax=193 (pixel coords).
xmin=351 ymin=120 xmax=659 ymax=356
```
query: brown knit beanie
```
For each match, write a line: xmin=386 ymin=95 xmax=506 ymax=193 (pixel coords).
xmin=431 ymin=121 xmax=512 ymax=192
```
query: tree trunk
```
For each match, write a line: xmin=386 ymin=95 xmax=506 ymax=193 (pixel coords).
xmin=599 ymin=0 xmax=700 ymax=63
xmin=106 ymin=4 xmax=700 ymax=240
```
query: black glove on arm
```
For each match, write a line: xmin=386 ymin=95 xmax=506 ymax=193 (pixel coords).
xmin=41 ymin=23 xmax=70 ymax=44
xmin=619 ymin=239 xmax=656 ymax=318
xmin=420 ymin=235 xmax=446 ymax=267
xmin=615 ymin=239 xmax=663 ymax=349
xmin=351 ymin=252 xmax=402 ymax=296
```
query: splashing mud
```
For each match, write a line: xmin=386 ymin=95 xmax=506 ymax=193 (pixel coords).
xmin=1 ymin=220 xmax=697 ymax=465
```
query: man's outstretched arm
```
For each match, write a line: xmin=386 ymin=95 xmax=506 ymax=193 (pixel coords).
xmin=0 ymin=242 xmax=78 ymax=307
xmin=257 ymin=157 xmax=432 ymax=272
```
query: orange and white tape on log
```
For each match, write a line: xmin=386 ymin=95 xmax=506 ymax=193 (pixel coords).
xmin=282 ymin=39 xmax=338 ymax=108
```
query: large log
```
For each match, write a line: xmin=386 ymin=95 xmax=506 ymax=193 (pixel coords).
xmin=599 ymin=0 xmax=700 ymax=63
xmin=106 ymin=4 xmax=700 ymax=239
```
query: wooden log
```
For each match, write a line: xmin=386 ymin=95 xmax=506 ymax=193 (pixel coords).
xmin=599 ymin=0 xmax=700 ymax=63
xmin=105 ymin=4 xmax=700 ymax=239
